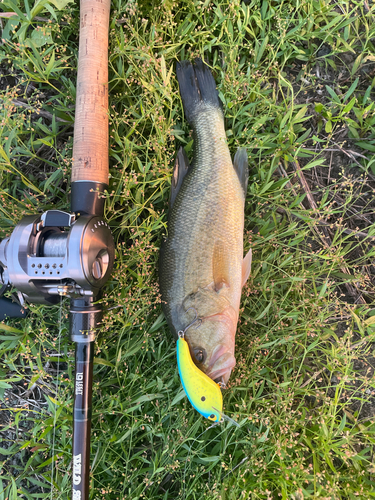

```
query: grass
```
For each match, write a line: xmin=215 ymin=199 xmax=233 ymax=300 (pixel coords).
xmin=1 ymin=0 xmax=375 ymax=498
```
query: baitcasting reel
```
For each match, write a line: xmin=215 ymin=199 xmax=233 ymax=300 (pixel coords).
xmin=0 ymin=209 xmax=115 ymax=306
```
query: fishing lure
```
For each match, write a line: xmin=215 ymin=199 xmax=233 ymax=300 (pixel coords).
xmin=177 ymin=330 xmax=223 ymax=422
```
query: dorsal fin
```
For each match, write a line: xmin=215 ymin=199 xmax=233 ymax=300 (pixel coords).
xmin=170 ymin=147 xmax=191 ymax=209
xmin=233 ymin=148 xmax=249 ymax=195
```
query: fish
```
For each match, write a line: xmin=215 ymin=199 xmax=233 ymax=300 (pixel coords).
xmin=159 ymin=58 xmax=251 ymax=385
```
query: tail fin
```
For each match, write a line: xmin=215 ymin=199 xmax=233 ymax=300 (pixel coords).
xmin=176 ymin=58 xmax=222 ymax=125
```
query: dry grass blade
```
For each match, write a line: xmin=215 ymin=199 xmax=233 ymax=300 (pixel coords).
xmin=3 ymin=98 xmax=71 ymax=122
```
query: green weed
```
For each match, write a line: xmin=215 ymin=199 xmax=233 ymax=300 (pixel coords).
xmin=0 ymin=0 xmax=375 ymax=499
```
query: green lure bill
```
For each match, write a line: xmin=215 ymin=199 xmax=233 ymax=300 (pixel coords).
xmin=177 ymin=331 xmax=223 ymax=422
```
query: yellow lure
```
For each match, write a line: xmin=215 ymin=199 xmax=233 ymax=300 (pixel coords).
xmin=177 ymin=333 xmax=223 ymax=422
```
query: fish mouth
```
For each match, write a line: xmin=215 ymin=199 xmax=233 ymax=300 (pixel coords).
xmin=208 ymin=365 xmax=235 ymax=385
xmin=205 ymin=345 xmax=236 ymax=385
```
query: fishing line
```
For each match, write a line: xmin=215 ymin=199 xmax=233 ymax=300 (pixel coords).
xmin=222 ymin=455 xmax=249 ymax=479
xmin=50 ymin=295 xmax=63 ymax=498
xmin=213 ymin=408 xmax=240 ymax=427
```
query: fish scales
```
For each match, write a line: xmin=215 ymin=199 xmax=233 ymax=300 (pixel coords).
xmin=159 ymin=59 xmax=250 ymax=384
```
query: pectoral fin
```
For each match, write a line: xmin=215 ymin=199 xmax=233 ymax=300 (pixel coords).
xmin=213 ymin=240 xmax=230 ymax=291
xmin=170 ymin=147 xmax=191 ymax=208
xmin=241 ymin=249 xmax=252 ymax=287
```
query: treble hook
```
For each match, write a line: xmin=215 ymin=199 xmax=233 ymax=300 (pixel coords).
xmin=178 ymin=307 xmax=202 ymax=338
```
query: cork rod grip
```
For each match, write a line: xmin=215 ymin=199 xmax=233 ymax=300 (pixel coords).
xmin=72 ymin=0 xmax=111 ymax=185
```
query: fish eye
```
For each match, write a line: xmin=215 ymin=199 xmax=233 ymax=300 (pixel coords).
xmin=193 ymin=347 xmax=207 ymax=364
xmin=209 ymin=414 xmax=216 ymax=420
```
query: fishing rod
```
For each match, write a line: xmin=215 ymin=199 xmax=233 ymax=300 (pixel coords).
xmin=0 ymin=1 xmax=113 ymax=498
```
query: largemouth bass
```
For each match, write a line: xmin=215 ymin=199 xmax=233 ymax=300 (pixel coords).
xmin=159 ymin=59 xmax=251 ymax=385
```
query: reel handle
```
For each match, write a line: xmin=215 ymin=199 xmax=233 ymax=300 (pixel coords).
xmin=72 ymin=0 xmax=111 ymax=186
